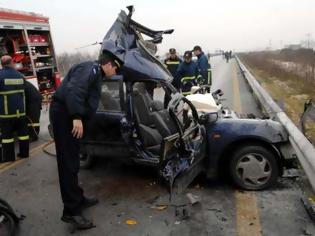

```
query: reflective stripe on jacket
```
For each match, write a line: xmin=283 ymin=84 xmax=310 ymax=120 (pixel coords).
xmin=0 ymin=67 xmax=26 ymax=118
xmin=164 ymin=57 xmax=182 ymax=88
xmin=196 ymin=52 xmax=211 ymax=84
xmin=176 ymin=61 xmax=200 ymax=94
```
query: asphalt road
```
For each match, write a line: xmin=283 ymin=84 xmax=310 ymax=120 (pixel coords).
xmin=0 ymin=57 xmax=313 ymax=236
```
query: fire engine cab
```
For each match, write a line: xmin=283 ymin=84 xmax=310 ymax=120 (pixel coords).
xmin=0 ymin=8 xmax=60 ymax=101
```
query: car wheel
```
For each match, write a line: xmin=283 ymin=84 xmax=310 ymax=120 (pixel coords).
xmin=229 ymin=145 xmax=279 ymax=190
xmin=79 ymin=153 xmax=95 ymax=169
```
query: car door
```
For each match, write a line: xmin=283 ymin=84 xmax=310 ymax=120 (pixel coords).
xmin=82 ymin=78 xmax=130 ymax=159
xmin=160 ymin=94 xmax=207 ymax=190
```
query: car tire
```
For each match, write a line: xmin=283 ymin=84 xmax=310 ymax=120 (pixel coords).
xmin=79 ymin=153 xmax=95 ymax=169
xmin=229 ymin=145 xmax=279 ymax=190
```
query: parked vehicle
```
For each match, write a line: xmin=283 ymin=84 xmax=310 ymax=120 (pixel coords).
xmin=0 ymin=8 xmax=60 ymax=102
xmin=77 ymin=6 xmax=296 ymax=192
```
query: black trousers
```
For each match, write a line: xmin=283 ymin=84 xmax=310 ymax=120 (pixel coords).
xmin=0 ymin=117 xmax=29 ymax=162
xmin=49 ymin=101 xmax=85 ymax=215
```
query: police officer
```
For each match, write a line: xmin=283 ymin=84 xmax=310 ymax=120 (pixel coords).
xmin=176 ymin=51 xmax=201 ymax=96
xmin=24 ymin=80 xmax=43 ymax=142
xmin=193 ymin=45 xmax=212 ymax=89
xmin=164 ymin=48 xmax=182 ymax=90
xmin=0 ymin=55 xmax=29 ymax=163
xmin=49 ymin=52 xmax=122 ymax=229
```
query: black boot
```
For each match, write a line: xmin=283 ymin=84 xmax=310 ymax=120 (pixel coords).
xmin=61 ymin=214 xmax=95 ymax=230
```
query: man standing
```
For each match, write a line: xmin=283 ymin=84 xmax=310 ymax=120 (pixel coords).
xmin=0 ymin=55 xmax=29 ymax=163
xmin=24 ymin=80 xmax=43 ymax=142
xmin=164 ymin=48 xmax=182 ymax=90
xmin=193 ymin=45 xmax=212 ymax=88
xmin=176 ymin=51 xmax=201 ymax=96
xmin=49 ymin=52 xmax=122 ymax=229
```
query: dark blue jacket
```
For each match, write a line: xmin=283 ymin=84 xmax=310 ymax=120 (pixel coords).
xmin=176 ymin=61 xmax=200 ymax=95
xmin=0 ymin=67 xmax=26 ymax=119
xmin=53 ymin=61 xmax=103 ymax=120
xmin=24 ymin=80 xmax=43 ymax=119
xmin=164 ymin=57 xmax=182 ymax=88
xmin=196 ymin=52 xmax=211 ymax=84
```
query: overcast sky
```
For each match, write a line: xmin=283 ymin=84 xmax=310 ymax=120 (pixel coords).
xmin=1 ymin=0 xmax=315 ymax=55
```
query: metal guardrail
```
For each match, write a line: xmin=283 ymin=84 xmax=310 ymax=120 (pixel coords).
xmin=235 ymin=55 xmax=315 ymax=192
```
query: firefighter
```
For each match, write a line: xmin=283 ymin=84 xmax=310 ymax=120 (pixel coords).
xmin=164 ymin=48 xmax=182 ymax=90
xmin=49 ymin=52 xmax=122 ymax=229
xmin=24 ymin=80 xmax=43 ymax=142
xmin=176 ymin=51 xmax=201 ymax=96
xmin=225 ymin=51 xmax=230 ymax=63
xmin=193 ymin=45 xmax=212 ymax=88
xmin=0 ymin=55 xmax=29 ymax=162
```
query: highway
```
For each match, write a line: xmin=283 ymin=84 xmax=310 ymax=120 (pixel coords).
xmin=0 ymin=57 xmax=312 ymax=236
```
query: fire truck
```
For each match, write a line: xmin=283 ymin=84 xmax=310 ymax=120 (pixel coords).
xmin=0 ymin=8 xmax=60 ymax=101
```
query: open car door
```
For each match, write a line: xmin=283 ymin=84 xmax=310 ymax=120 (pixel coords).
xmin=160 ymin=94 xmax=207 ymax=195
xmin=82 ymin=77 xmax=130 ymax=160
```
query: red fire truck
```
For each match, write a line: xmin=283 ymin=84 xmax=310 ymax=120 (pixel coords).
xmin=0 ymin=8 xmax=60 ymax=101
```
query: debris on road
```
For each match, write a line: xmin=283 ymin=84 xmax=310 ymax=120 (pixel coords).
xmin=125 ymin=219 xmax=138 ymax=225
xmin=207 ymin=208 xmax=222 ymax=213
xmin=283 ymin=169 xmax=302 ymax=179
xmin=146 ymin=195 xmax=160 ymax=204
xmin=164 ymin=219 xmax=169 ymax=226
xmin=303 ymin=223 xmax=315 ymax=236
xmin=150 ymin=204 xmax=168 ymax=211
xmin=175 ymin=206 xmax=190 ymax=220
xmin=186 ymin=193 xmax=200 ymax=205
xmin=301 ymin=195 xmax=315 ymax=222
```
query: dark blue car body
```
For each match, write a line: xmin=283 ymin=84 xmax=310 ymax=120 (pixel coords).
xmin=80 ymin=7 xmax=294 ymax=191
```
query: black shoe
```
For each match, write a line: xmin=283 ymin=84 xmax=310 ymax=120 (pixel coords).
xmin=81 ymin=197 xmax=99 ymax=210
xmin=61 ymin=214 xmax=95 ymax=230
xmin=17 ymin=154 xmax=29 ymax=159
xmin=0 ymin=159 xmax=15 ymax=163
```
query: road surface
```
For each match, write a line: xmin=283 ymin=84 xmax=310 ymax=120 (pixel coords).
xmin=0 ymin=57 xmax=312 ymax=236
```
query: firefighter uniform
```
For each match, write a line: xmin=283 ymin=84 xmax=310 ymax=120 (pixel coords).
xmin=50 ymin=61 xmax=103 ymax=216
xmin=176 ymin=52 xmax=201 ymax=96
xmin=0 ymin=66 xmax=29 ymax=162
xmin=196 ymin=52 xmax=211 ymax=86
xmin=24 ymin=80 xmax=43 ymax=142
xmin=164 ymin=49 xmax=182 ymax=90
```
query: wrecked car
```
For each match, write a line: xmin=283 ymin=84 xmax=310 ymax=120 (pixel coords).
xmin=79 ymin=6 xmax=296 ymax=192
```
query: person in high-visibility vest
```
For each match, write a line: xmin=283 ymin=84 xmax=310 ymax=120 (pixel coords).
xmin=193 ymin=45 xmax=212 ymax=89
xmin=24 ymin=80 xmax=43 ymax=142
xmin=176 ymin=51 xmax=201 ymax=96
xmin=164 ymin=48 xmax=182 ymax=90
xmin=0 ymin=55 xmax=29 ymax=162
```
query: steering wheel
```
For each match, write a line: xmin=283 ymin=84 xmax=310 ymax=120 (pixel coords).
xmin=168 ymin=95 xmax=200 ymax=138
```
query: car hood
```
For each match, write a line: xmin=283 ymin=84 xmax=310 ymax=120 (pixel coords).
xmin=101 ymin=7 xmax=173 ymax=82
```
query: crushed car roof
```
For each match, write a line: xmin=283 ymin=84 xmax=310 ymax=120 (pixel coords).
xmin=101 ymin=7 xmax=174 ymax=82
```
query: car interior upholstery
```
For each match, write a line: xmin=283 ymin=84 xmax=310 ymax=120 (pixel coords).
xmin=132 ymin=82 xmax=178 ymax=152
